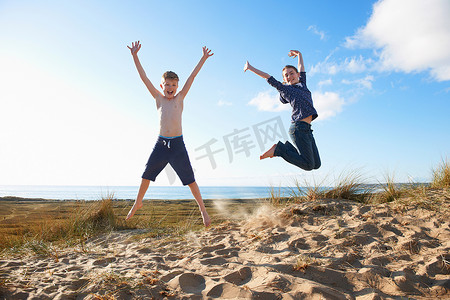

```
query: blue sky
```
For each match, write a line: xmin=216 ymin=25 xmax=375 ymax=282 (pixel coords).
xmin=1 ymin=0 xmax=449 ymax=187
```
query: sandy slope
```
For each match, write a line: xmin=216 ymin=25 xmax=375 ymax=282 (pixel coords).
xmin=1 ymin=199 xmax=449 ymax=299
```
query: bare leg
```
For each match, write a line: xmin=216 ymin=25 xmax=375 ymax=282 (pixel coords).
xmin=188 ymin=181 xmax=211 ymax=227
xmin=126 ymin=178 xmax=150 ymax=220
xmin=260 ymin=144 xmax=277 ymax=160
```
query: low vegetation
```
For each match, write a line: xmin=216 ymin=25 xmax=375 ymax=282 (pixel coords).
xmin=0 ymin=196 xmax=259 ymax=256
xmin=431 ymin=158 xmax=450 ymax=188
xmin=269 ymin=160 xmax=449 ymax=212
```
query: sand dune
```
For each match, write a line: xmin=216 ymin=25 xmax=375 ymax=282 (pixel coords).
xmin=1 ymin=199 xmax=449 ymax=299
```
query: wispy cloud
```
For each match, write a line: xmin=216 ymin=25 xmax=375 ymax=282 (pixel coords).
xmin=310 ymin=55 xmax=374 ymax=76
xmin=217 ymin=100 xmax=233 ymax=106
xmin=345 ymin=0 xmax=450 ymax=81
xmin=318 ymin=79 xmax=333 ymax=88
xmin=343 ymin=56 xmax=374 ymax=73
xmin=248 ymin=91 xmax=290 ymax=112
xmin=308 ymin=25 xmax=327 ymax=40
xmin=342 ymin=75 xmax=375 ymax=89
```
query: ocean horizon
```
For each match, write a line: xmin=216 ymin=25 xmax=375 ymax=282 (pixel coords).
xmin=0 ymin=185 xmax=293 ymax=201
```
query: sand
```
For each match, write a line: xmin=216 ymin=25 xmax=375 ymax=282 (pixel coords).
xmin=1 ymin=199 xmax=449 ymax=299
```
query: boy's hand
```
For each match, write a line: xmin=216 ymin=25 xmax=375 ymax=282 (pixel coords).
xmin=202 ymin=46 xmax=214 ymax=59
xmin=288 ymin=50 xmax=300 ymax=57
xmin=244 ymin=61 xmax=251 ymax=72
xmin=127 ymin=41 xmax=141 ymax=55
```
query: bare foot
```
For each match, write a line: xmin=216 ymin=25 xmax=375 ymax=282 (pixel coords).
xmin=201 ymin=210 xmax=211 ymax=227
xmin=126 ymin=200 xmax=143 ymax=220
xmin=260 ymin=144 xmax=277 ymax=160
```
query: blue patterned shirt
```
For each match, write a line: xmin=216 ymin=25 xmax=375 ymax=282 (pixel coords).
xmin=267 ymin=72 xmax=318 ymax=122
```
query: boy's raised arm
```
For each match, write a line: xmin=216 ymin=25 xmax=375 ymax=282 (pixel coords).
xmin=243 ymin=61 xmax=271 ymax=79
xmin=127 ymin=41 xmax=161 ymax=99
xmin=179 ymin=46 xmax=214 ymax=98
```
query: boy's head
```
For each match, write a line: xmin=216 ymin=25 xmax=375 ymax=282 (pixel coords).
xmin=282 ymin=65 xmax=300 ymax=85
xmin=161 ymin=71 xmax=179 ymax=99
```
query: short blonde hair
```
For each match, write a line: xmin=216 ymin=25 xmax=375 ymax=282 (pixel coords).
xmin=162 ymin=71 xmax=179 ymax=81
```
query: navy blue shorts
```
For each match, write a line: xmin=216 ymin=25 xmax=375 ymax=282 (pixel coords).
xmin=142 ymin=136 xmax=195 ymax=186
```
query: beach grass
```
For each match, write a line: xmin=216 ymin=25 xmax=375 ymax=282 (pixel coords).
xmin=269 ymin=161 xmax=449 ymax=215
xmin=284 ymin=170 xmax=373 ymax=203
xmin=431 ymin=157 xmax=450 ymax=188
xmin=0 ymin=196 xmax=262 ymax=256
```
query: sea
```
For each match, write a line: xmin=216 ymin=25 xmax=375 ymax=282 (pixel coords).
xmin=0 ymin=185 xmax=293 ymax=201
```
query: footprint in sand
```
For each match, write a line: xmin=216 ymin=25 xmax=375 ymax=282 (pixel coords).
xmin=68 ymin=278 xmax=90 ymax=291
xmin=168 ymin=273 xmax=206 ymax=294
xmin=223 ymin=266 xmax=252 ymax=285
xmin=160 ymin=270 xmax=184 ymax=282
xmin=199 ymin=243 xmax=226 ymax=253
xmin=199 ymin=256 xmax=228 ymax=266
xmin=137 ymin=247 xmax=154 ymax=254
xmin=267 ymin=233 xmax=290 ymax=243
xmin=206 ymin=282 xmax=252 ymax=298
xmin=423 ymin=254 xmax=450 ymax=276
xmin=311 ymin=233 xmax=328 ymax=242
xmin=92 ymin=257 xmax=116 ymax=267
xmin=288 ymin=237 xmax=310 ymax=250
xmin=215 ymin=247 xmax=240 ymax=258
xmin=3 ymin=261 xmax=24 ymax=269
xmin=210 ymin=235 xmax=226 ymax=243
xmin=380 ymin=223 xmax=404 ymax=236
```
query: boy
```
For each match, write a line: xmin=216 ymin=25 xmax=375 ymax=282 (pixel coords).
xmin=244 ymin=50 xmax=321 ymax=171
xmin=126 ymin=41 xmax=213 ymax=227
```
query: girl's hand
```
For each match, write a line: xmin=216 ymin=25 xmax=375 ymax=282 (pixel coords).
xmin=127 ymin=41 xmax=141 ymax=55
xmin=202 ymin=46 xmax=214 ymax=59
xmin=288 ymin=50 xmax=300 ymax=57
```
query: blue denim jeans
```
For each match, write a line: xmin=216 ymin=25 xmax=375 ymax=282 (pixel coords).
xmin=274 ymin=121 xmax=321 ymax=171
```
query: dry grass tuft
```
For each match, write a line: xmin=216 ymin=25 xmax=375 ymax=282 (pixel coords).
xmin=321 ymin=170 xmax=373 ymax=202
xmin=431 ymin=158 xmax=450 ymax=188
xmin=371 ymin=173 xmax=404 ymax=203
xmin=268 ymin=186 xmax=291 ymax=207
xmin=293 ymin=254 xmax=317 ymax=272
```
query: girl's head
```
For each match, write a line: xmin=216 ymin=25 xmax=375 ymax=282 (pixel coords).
xmin=282 ymin=65 xmax=300 ymax=85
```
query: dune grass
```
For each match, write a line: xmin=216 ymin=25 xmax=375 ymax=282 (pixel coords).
xmin=320 ymin=170 xmax=374 ymax=203
xmin=431 ymin=158 xmax=450 ymax=188
xmin=371 ymin=173 xmax=404 ymax=203
xmin=269 ymin=160 xmax=449 ymax=212
xmin=0 ymin=196 xmax=261 ymax=256
xmin=274 ymin=170 xmax=374 ymax=204
xmin=0 ymin=195 xmax=132 ymax=256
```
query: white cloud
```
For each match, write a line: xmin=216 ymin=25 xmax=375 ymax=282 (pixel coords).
xmin=248 ymin=91 xmax=290 ymax=112
xmin=309 ymin=60 xmax=338 ymax=76
xmin=310 ymin=55 xmax=374 ymax=76
xmin=308 ymin=25 xmax=326 ymax=40
xmin=318 ymin=79 xmax=333 ymax=87
xmin=342 ymin=75 xmax=375 ymax=89
xmin=313 ymin=91 xmax=345 ymax=120
xmin=343 ymin=56 xmax=373 ymax=73
xmin=217 ymin=100 xmax=233 ymax=106
xmin=345 ymin=0 xmax=450 ymax=81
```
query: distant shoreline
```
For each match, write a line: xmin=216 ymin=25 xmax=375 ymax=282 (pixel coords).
xmin=0 ymin=185 xmax=285 ymax=202
xmin=0 ymin=196 xmax=267 ymax=203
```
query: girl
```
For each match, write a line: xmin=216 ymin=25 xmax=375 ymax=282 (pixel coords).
xmin=244 ymin=50 xmax=321 ymax=171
